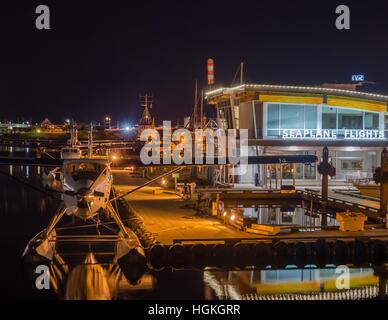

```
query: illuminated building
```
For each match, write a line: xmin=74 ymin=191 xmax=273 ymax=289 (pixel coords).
xmin=206 ymin=84 xmax=388 ymax=185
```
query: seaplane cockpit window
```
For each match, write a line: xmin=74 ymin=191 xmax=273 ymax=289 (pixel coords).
xmin=65 ymin=162 xmax=106 ymax=181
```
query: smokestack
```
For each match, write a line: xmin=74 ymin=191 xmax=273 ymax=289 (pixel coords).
xmin=207 ymin=58 xmax=215 ymax=85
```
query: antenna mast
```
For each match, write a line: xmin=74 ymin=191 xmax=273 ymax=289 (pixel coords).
xmin=240 ymin=61 xmax=244 ymax=84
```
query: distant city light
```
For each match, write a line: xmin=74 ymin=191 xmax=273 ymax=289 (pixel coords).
xmin=125 ymin=126 xmax=130 ymax=131
xmin=161 ymin=179 xmax=166 ymax=185
xmin=36 ymin=129 xmax=41 ymax=133
xmin=230 ymin=214 xmax=236 ymax=222
xmin=65 ymin=119 xmax=70 ymax=124
xmin=111 ymin=155 xmax=117 ymax=160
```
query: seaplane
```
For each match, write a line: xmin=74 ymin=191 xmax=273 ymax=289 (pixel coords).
xmin=0 ymin=153 xmax=183 ymax=288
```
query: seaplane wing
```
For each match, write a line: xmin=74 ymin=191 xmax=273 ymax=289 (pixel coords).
xmin=0 ymin=157 xmax=64 ymax=167
xmin=113 ymin=154 xmax=318 ymax=167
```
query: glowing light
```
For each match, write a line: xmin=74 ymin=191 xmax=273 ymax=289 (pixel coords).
xmin=223 ymin=211 xmax=227 ymax=217
xmin=125 ymin=126 xmax=130 ymax=131
xmin=111 ymin=155 xmax=117 ymax=160
xmin=161 ymin=179 xmax=166 ymax=185
xmin=230 ymin=214 xmax=236 ymax=222
xmin=36 ymin=129 xmax=41 ymax=133
xmin=205 ymin=83 xmax=388 ymax=100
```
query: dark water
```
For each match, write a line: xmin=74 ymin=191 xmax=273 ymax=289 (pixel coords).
xmin=0 ymin=150 xmax=386 ymax=300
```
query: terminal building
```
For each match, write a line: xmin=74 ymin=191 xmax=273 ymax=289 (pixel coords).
xmin=206 ymin=84 xmax=388 ymax=186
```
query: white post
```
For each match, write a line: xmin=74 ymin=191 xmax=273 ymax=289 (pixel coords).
xmin=386 ymin=213 xmax=388 ymax=229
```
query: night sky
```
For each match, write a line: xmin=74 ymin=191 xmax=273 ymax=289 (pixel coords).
xmin=1 ymin=0 xmax=388 ymax=124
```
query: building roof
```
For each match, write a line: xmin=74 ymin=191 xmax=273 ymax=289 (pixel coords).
xmin=205 ymin=84 xmax=388 ymax=102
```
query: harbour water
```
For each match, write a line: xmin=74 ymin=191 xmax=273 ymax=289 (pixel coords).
xmin=0 ymin=159 xmax=386 ymax=300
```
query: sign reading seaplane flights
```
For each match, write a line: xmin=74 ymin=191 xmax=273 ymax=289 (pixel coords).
xmin=281 ymin=129 xmax=385 ymax=140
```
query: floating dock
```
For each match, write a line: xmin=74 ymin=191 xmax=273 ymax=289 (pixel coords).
xmin=113 ymin=174 xmax=388 ymax=271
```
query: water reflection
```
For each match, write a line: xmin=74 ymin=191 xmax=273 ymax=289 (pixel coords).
xmin=230 ymin=205 xmax=338 ymax=228
xmin=45 ymin=253 xmax=154 ymax=300
xmin=204 ymin=267 xmax=386 ymax=300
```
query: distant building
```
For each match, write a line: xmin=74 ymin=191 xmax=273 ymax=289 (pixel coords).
xmin=0 ymin=121 xmax=31 ymax=133
xmin=38 ymin=118 xmax=64 ymax=133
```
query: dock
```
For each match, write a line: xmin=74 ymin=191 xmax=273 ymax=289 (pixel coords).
xmin=113 ymin=173 xmax=388 ymax=270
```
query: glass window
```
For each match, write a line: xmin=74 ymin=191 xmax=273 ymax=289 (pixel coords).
xmin=338 ymin=109 xmax=363 ymax=129
xmin=65 ymin=162 xmax=106 ymax=181
xmin=280 ymin=104 xmax=304 ymax=129
xmin=322 ymin=107 xmax=337 ymax=129
xmin=267 ymin=104 xmax=280 ymax=136
xmin=304 ymin=163 xmax=316 ymax=179
xmin=268 ymin=104 xmax=279 ymax=129
xmin=364 ymin=112 xmax=379 ymax=130
xmin=385 ymin=115 xmax=388 ymax=139
xmin=305 ymin=106 xmax=317 ymax=129
xmin=341 ymin=160 xmax=363 ymax=171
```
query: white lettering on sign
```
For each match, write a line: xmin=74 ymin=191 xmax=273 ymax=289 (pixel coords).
xmin=352 ymin=74 xmax=365 ymax=81
xmin=281 ymin=129 xmax=384 ymax=140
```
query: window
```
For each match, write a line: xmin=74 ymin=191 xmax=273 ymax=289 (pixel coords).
xmin=385 ymin=115 xmax=388 ymax=138
xmin=65 ymin=162 xmax=106 ymax=181
xmin=341 ymin=160 xmax=363 ymax=171
xmin=305 ymin=106 xmax=317 ymax=129
xmin=280 ymin=104 xmax=304 ymax=129
xmin=322 ymin=107 xmax=337 ymax=129
xmin=338 ymin=109 xmax=363 ymax=129
xmin=304 ymin=163 xmax=316 ymax=179
xmin=365 ymin=112 xmax=379 ymax=130
xmin=266 ymin=103 xmax=317 ymax=137
xmin=267 ymin=104 xmax=280 ymax=136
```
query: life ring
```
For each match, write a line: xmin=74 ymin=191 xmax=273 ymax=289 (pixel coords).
xmin=190 ymin=244 xmax=210 ymax=269
xmin=231 ymin=243 xmax=252 ymax=269
xmin=332 ymin=240 xmax=350 ymax=266
xmin=369 ymin=240 xmax=387 ymax=266
xmin=148 ymin=244 xmax=168 ymax=271
xmin=168 ymin=244 xmax=188 ymax=269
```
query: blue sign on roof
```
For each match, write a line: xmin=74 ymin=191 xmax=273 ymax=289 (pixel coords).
xmin=352 ymin=74 xmax=365 ymax=81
